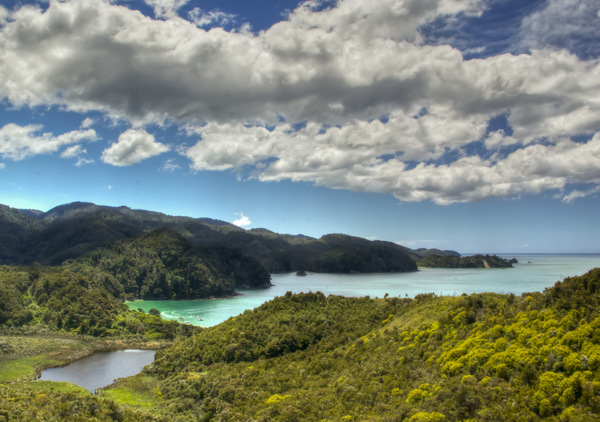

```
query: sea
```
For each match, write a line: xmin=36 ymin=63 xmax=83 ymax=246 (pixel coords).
xmin=127 ymin=254 xmax=600 ymax=327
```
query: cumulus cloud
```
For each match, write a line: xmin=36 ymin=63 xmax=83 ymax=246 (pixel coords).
xmin=519 ymin=0 xmax=600 ymax=59
xmin=232 ymin=212 xmax=251 ymax=228
xmin=80 ymin=117 xmax=95 ymax=128
xmin=186 ymin=124 xmax=600 ymax=204
xmin=0 ymin=0 xmax=599 ymax=204
xmin=0 ymin=6 xmax=8 ymax=25
xmin=101 ymin=129 xmax=169 ymax=166
xmin=0 ymin=123 xmax=98 ymax=161
xmin=0 ymin=0 xmax=488 ymax=124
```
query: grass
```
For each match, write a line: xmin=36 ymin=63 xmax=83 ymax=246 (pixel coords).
xmin=0 ymin=335 xmax=94 ymax=382
xmin=100 ymin=373 xmax=159 ymax=410
xmin=0 ymin=355 xmax=54 ymax=382
xmin=15 ymin=380 xmax=91 ymax=395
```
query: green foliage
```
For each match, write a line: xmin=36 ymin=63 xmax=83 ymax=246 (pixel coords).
xmin=151 ymin=291 xmax=407 ymax=373
xmin=1 ymin=201 xmax=418 ymax=274
xmin=417 ymin=254 xmax=516 ymax=269
xmin=0 ymin=382 xmax=160 ymax=421
xmin=65 ymin=229 xmax=271 ymax=300
xmin=0 ymin=265 xmax=196 ymax=340
xmin=0 ymin=266 xmax=32 ymax=326
xmin=136 ymin=267 xmax=600 ymax=421
xmin=100 ymin=374 xmax=161 ymax=410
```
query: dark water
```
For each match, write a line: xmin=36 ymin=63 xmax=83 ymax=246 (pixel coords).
xmin=38 ymin=349 xmax=156 ymax=393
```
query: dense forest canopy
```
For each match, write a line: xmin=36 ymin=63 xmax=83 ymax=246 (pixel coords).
xmin=0 ymin=202 xmax=422 ymax=274
xmin=417 ymin=254 xmax=517 ymax=269
xmin=1 ymin=258 xmax=600 ymax=419
xmin=0 ymin=264 xmax=197 ymax=339
xmin=65 ymin=229 xmax=272 ymax=300
xmin=142 ymin=268 xmax=600 ymax=421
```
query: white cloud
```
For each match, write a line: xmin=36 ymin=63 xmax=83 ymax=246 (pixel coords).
xmin=0 ymin=162 xmax=5 ymax=170
xmin=101 ymin=128 xmax=169 ymax=166
xmin=81 ymin=117 xmax=95 ymax=128
xmin=484 ymin=130 xmax=519 ymax=149
xmin=0 ymin=6 xmax=8 ymax=26
xmin=0 ymin=0 xmax=489 ymax=125
xmin=143 ymin=0 xmax=189 ymax=19
xmin=396 ymin=239 xmax=450 ymax=247
xmin=161 ymin=158 xmax=181 ymax=172
xmin=187 ymin=7 xmax=238 ymax=29
xmin=0 ymin=0 xmax=599 ymax=204
xmin=562 ymin=186 xmax=600 ymax=203
xmin=186 ymin=124 xmax=600 ymax=205
xmin=61 ymin=144 xmax=94 ymax=166
xmin=519 ymin=0 xmax=600 ymax=58
xmin=0 ymin=123 xmax=98 ymax=161
xmin=232 ymin=212 xmax=251 ymax=228
xmin=60 ymin=144 xmax=85 ymax=159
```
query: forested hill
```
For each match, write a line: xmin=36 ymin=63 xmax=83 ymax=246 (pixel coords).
xmin=0 ymin=202 xmax=424 ymax=273
xmin=417 ymin=254 xmax=518 ymax=269
xmin=144 ymin=268 xmax=600 ymax=420
xmin=65 ymin=229 xmax=271 ymax=300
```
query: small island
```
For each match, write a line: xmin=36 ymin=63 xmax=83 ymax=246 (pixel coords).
xmin=417 ymin=254 xmax=518 ymax=269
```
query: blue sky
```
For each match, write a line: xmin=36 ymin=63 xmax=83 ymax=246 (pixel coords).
xmin=1 ymin=0 xmax=599 ymax=253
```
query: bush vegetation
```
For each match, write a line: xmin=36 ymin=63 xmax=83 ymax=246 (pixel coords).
xmin=2 ymin=235 xmax=599 ymax=421
xmin=138 ymin=268 xmax=600 ymax=421
xmin=65 ymin=229 xmax=272 ymax=300
xmin=0 ymin=264 xmax=196 ymax=340
xmin=417 ymin=254 xmax=517 ymax=268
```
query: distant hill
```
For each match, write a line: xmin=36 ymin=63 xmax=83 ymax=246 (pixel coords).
xmin=413 ymin=248 xmax=461 ymax=258
xmin=0 ymin=202 xmax=423 ymax=274
xmin=417 ymin=254 xmax=517 ymax=268
xmin=66 ymin=229 xmax=272 ymax=300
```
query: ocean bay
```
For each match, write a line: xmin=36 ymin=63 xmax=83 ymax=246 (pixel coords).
xmin=127 ymin=254 xmax=600 ymax=327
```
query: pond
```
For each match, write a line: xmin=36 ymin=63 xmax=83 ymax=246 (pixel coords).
xmin=38 ymin=349 xmax=156 ymax=393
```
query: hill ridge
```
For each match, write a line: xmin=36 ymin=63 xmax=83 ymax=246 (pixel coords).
xmin=0 ymin=201 xmax=453 ymax=273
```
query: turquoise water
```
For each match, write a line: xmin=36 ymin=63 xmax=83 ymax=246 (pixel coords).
xmin=127 ymin=254 xmax=600 ymax=327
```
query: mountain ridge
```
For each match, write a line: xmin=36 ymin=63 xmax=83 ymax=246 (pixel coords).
xmin=0 ymin=201 xmax=455 ymax=273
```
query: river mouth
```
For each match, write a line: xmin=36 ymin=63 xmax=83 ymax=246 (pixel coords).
xmin=38 ymin=349 xmax=156 ymax=393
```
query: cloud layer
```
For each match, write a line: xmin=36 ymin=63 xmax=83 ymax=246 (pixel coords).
xmin=1 ymin=0 xmax=599 ymax=203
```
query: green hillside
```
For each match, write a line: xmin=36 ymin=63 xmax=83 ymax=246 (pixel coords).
xmin=0 ymin=202 xmax=419 ymax=274
xmin=65 ymin=229 xmax=272 ymax=300
xmin=1 ymin=267 xmax=599 ymax=420
xmin=417 ymin=254 xmax=517 ymax=269
xmin=0 ymin=264 xmax=196 ymax=339
xmin=134 ymin=268 xmax=600 ymax=421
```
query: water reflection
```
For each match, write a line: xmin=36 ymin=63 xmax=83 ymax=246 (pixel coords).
xmin=38 ymin=349 xmax=156 ymax=393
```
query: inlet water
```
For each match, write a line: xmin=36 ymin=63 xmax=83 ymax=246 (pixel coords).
xmin=129 ymin=254 xmax=600 ymax=327
xmin=38 ymin=349 xmax=156 ymax=393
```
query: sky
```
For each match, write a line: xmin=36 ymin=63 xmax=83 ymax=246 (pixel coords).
xmin=0 ymin=0 xmax=599 ymax=254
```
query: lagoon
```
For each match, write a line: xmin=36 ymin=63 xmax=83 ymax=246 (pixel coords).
xmin=38 ymin=349 xmax=156 ymax=393
xmin=128 ymin=254 xmax=600 ymax=328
